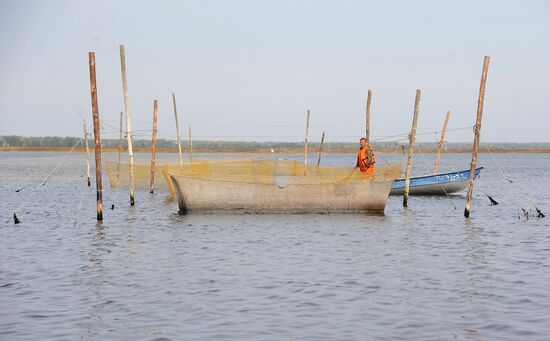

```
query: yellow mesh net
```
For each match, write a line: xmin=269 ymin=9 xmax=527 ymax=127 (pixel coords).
xmin=106 ymin=158 xmax=401 ymax=198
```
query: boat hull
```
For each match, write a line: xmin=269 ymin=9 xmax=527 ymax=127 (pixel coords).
xmin=170 ymin=175 xmax=395 ymax=214
xmin=390 ymin=167 xmax=483 ymax=195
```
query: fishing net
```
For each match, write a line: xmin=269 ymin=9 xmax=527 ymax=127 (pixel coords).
xmin=106 ymin=158 xmax=402 ymax=198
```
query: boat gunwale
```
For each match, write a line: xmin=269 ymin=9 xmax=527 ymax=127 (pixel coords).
xmin=394 ymin=166 xmax=483 ymax=183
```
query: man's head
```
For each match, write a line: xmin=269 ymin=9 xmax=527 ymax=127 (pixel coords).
xmin=360 ymin=137 xmax=367 ymax=148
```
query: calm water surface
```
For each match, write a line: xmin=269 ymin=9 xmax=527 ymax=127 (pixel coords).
xmin=1 ymin=151 xmax=549 ymax=340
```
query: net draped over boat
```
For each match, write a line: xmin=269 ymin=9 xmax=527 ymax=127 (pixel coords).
xmin=106 ymin=158 xmax=402 ymax=198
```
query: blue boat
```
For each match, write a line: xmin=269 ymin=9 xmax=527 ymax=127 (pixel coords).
xmin=390 ymin=167 xmax=483 ymax=195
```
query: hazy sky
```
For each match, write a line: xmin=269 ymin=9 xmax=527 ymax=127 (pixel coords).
xmin=1 ymin=0 xmax=549 ymax=142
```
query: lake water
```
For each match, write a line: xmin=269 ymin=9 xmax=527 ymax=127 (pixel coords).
xmin=1 ymin=151 xmax=549 ymax=340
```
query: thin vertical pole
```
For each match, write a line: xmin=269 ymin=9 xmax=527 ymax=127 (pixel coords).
xmin=403 ymin=89 xmax=421 ymax=208
xmin=317 ymin=132 xmax=325 ymax=167
xmin=83 ymin=118 xmax=91 ymax=186
xmin=88 ymin=52 xmax=103 ymax=221
xmin=116 ymin=111 xmax=123 ymax=183
xmin=366 ymin=89 xmax=372 ymax=142
xmin=188 ymin=125 xmax=193 ymax=162
xmin=465 ymin=56 xmax=490 ymax=218
xmin=150 ymin=100 xmax=158 ymax=194
xmin=172 ymin=92 xmax=183 ymax=167
xmin=433 ymin=111 xmax=451 ymax=175
xmin=119 ymin=44 xmax=135 ymax=206
xmin=304 ymin=109 xmax=310 ymax=171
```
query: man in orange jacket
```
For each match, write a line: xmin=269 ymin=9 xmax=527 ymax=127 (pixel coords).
xmin=356 ymin=137 xmax=376 ymax=176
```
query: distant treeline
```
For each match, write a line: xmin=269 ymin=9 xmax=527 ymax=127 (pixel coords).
xmin=1 ymin=135 xmax=549 ymax=151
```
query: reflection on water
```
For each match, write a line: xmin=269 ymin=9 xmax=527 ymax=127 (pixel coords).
xmin=0 ymin=152 xmax=549 ymax=340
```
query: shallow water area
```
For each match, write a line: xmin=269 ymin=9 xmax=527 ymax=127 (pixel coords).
xmin=1 ymin=151 xmax=549 ymax=340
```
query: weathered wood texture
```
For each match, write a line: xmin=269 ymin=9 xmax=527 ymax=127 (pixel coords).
xmin=150 ymin=100 xmax=158 ymax=194
xmin=119 ymin=44 xmax=135 ymax=206
xmin=88 ymin=52 xmax=103 ymax=221
xmin=433 ymin=111 xmax=451 ymax=175
xmin=465 ymin=56 xmax=490 ymax=217
xmin=172 ymin=92 xmax=183 ymax=167
xmin=366 ymin=89 xmax=372 ymax=142
xmin=403 ymin=89 xmax=421 ymax=207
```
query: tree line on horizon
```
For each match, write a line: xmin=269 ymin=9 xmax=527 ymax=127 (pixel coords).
xmin=1 ymin=135 xmax=548 ymax=151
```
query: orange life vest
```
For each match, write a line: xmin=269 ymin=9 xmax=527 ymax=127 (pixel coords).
xmin=357 ymin=144 xmax=376 ymax=175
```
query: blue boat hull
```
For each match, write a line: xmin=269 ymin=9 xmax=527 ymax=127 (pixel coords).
xmin=390 ymin=167 xmax=483 ymax=195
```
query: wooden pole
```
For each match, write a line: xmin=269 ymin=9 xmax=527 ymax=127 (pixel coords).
xmin=304 ymin=109 xmax=310 ymax=171
xmin=465 ymin=56 xmax=490 ymax=218
xmin=83 ymin=118 xmax=91 ymax=186
xmin=172 ymin=92 xmax=183 ymax=167
xmin=116 ymin=111 xmax=123 ymax=183
xmin=119 ymin=44 xmax=135 ymax=206
xmin=188 ymin=125 xmax=193 ymax=162
xmin=366 ymin=89 xmax=372 ymax=142
xmin=150 ymin=100 xmax=158 ymax=194
xmin=317 ymin=132 xmax=325 ymax=167
xmin=403 ymin=89 xmax=421 ymax=207
xmin=433 ymin=111 xmax=451 ymax=175
xmin=88 ymin=52 xmax=103 ymax=221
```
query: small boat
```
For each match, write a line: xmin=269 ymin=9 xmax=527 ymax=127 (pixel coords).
xmin=390 ymin=167 xmax=483 ymax=195
xmin=168 ymin=160 xmax=402 ymax=214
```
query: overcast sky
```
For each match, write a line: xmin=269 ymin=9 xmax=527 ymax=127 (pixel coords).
xmin=0 ymin=0 xmax=549 ymax=142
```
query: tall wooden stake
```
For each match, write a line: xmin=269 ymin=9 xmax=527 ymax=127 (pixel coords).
xmin=304 ymin=109 xmax=310 ymax=172
xmin=119 ymin=44 xmax=135 ymax=206
xmin=317 ymin=132 xmax=325 ymax=167
xmin=188 ymin=126 xmax=193 ymax=162
xmin=366 ymin=89 xmax=372 ymax=142
xmin=116 ymin=111 xmax=123 ymax=183
xmin=465 ymin=56 xmax=490 ymax=218
xmin=433 ymin=111 xmax=451 ymax=175
xmin=88 ymin=52 xmax=103 ymax=221
xmin=403 ymin=89 xmax=421 ymax=207
xmin=172 ymin=92 xmax=183 ymax=167
xmin=150 ymin=100 xmax=158 ymax=194
xmin=83 ymin=118 xmax=91 ymax=186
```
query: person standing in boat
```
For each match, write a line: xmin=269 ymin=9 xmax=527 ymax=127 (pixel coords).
xmin=356 ymin=137 xmax=376 ymax=176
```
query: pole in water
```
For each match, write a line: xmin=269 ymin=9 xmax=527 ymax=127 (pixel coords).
xmin=119 ymin=44 xmax=135 ymax=206
xmin=116 ymin=111 xmax=123 ymax=184
xmin=89 ymin=51 xmax=103 ymax=221
xmin=317 ymin=132 xmax=325 ymax=167
xmin=403 ymin=89 xmax=421 ymax=208
xmin=366 ymin=89 xmax=372 ymax=143
xmin=150 ymin=99 xmax=158 ymax=194
xmin=465 ymin=56 xmax=490 ymax=218
xmin=433 ymin=111 xmax=451 ymax=175
xmin=172 ymin=92 xmax=184 ymax=167
xmin=304 ymin=109 xmax=310 ymax=174
xmin=83 ymin=118 xmax=91 ymax=186
xmin=188 ymin=125 xmax=193 ymax=162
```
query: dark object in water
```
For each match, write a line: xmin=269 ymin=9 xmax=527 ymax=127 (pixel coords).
xmin=522 ymin=208 xmax=529 ymax=220
xmin=14 ymin=213 xmax=21 ymax=224
xmin=487 ymin=194 xmax=499 ymax=206
xmin=111 ymin=204 xmax=115 ymax=210
xmin=535 ymin=207 xmax=545 ymax=219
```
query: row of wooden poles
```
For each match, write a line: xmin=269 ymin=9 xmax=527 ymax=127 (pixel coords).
xmin=401 ymin=56 xmax=490 ymax=218
xmin=88 ymin=48 xmax=489 ymax=222
xmin=302 ymin=56 xmax=490 ymax=217
xmin=87 ymin=46 xmax=193 ymax=221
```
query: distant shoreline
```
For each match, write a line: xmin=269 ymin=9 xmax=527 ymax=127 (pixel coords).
xmin=1 ymin=146 xmax=549 ymax=154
